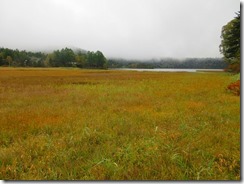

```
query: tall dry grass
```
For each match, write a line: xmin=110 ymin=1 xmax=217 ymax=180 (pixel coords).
xmin=0 ymin=68 xmax=240 ymax=180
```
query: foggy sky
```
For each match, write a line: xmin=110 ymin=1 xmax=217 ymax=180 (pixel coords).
xmin=0 ymin=0 xmax=240 ymax=59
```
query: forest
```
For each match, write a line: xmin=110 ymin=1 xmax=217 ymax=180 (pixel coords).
xmin=0 ymin=47 xmax=107 ymax=69
xmin=107 ymin=58 xmax=227 ymax=69
xmin=0 ymin=47 xmax=227 ymax=69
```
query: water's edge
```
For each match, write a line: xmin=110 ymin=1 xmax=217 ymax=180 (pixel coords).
xmin=110 ymin=68 xmax=224 ymax=73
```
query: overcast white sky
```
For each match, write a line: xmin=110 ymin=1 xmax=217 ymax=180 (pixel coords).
xmin=0 ymin=0 xmax=240 ymax=59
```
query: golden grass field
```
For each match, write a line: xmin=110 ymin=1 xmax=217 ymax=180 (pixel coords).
xmin=0 ymin=67 xmax=240 ymax=180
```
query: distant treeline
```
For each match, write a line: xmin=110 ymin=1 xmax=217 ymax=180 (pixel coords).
xmin=108 ymin=58 xmax=227 ymax=69
xmin=0 ymin=47 xmax=227 ymax=69
xmin=0 ymin=47 xmax=107 ymax=68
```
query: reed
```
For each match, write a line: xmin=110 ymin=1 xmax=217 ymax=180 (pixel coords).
xmin=0 ymin=68 xmax=240 ymax=180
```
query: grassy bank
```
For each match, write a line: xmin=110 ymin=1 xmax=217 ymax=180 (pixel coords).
xmin=0 ymin=68 xmax=240 ymax=180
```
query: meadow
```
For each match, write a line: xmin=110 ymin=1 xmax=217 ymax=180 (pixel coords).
xmin=0 ymin=68 xmax=240 ymax=180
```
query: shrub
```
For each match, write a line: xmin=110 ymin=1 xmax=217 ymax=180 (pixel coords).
xmin=225 ymin=63 xmax=240 ymax=73
xmin=227 ymin=80 xmax=240 ymax=96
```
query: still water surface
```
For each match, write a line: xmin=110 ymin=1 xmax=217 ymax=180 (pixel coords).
xmin=112 ymin=68 xmax=224 ymax=72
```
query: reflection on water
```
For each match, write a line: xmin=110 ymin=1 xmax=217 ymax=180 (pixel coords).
xmin=111 ymin=68 xmax=224 ymax=72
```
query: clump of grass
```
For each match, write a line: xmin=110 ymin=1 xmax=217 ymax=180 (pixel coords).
xmin=0 ymin=68 xmax=240 ymax=180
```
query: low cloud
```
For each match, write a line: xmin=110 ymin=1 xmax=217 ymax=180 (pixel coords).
xmin=0 ymin=0 xmax=240 ymax=59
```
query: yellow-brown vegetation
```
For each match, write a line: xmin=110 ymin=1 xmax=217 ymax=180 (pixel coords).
xmin=0 ymin=68 xmax=240 ymax=180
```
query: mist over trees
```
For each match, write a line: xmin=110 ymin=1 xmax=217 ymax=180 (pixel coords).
xmin=0 ymin=46 xmax=227 ymax=69
xmin=108 ymin=58 xmax=227 ymax=69
xmin=0 ymin=47 xmax=108 ymax=69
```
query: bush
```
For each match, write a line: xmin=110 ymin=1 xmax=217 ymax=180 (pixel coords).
xmin=227 ymin=80 xmax=240 ymax=96
xmin=225 ymin=63 xmax=240 ymax=73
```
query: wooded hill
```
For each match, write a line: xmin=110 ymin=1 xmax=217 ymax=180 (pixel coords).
xmin=0 ymin=47 xmax=107 ymax=69
xmin=108 ymin=58 xmax=227 ymax=69
xmin=0 ymin=47 xmax=227 ymax=69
